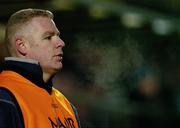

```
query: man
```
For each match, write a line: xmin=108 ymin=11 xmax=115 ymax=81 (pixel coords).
xmin=0 ymin=8 xmax=80 ymax=128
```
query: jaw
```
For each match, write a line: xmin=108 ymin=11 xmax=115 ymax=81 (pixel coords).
xmin=41 ymin=63 xmax=63 ymax=82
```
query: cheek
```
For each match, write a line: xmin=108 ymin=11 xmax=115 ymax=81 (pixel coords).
xmin=29 ymin=42 xmax=54 ymax=61
xmin=39 ymin=47 xmax=53 ymax=61
xmin=28 ymin=47 xmax=44 ymax=60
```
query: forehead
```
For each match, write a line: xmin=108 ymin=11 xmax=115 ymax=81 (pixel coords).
xmin=29 ymin=16 xmax=59 ymax=34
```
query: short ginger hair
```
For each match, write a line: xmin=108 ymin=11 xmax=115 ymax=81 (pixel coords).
xmin=5 ymin=8 xmax=54 ymax=56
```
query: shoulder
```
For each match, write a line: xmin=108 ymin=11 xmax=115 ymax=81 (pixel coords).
xmin=0 ymin=87 xmax=25 ymax=128
xmin=0 ymin=87 xmax=15 ymax=101
xmin=52 ymin=87 xmax=66 ymax=99
xmin=52 ymin=87 xmax=73 ymax=109
xmin=0 ymin=87 xmax=21 ymax=110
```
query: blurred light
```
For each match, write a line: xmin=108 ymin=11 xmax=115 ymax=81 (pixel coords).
xmin=0 ymin=24 xmax=5 ymax=43
xmin=151 ymin=19 xmax=174 ymax=35
xmin=121 ymin=12 xmax=144 ymax=28
xmin=89 ymin=5 xmax=109 ymax=19
xmin=52 ymin=0 xmax=76 ymax=11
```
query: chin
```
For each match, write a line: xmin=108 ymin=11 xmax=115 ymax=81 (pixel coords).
xmin=50 ymin=63 xmax=63 ymax=73
xmin=51 ymin=67 xmax=62 ymax=75
xmin=55 ymin=64 xmax=63 ymax=70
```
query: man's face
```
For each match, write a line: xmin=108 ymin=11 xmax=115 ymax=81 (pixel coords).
xmin=25 ymin=17 xmax=65 ymax=75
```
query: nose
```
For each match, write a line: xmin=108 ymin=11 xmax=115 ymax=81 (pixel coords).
xmin=56 ymin=37 xmax=65 ymax=48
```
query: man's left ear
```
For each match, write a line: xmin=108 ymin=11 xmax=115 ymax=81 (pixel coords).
xmin=15 ymin=38 xmax=28 ymax=56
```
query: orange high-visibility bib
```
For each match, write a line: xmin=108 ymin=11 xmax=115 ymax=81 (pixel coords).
xmin=0 ymin=71 xmax=79 ymax=128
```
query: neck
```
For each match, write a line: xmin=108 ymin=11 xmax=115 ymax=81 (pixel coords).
xmin=42 ymin=72 xmax=55 ymax=83
xmin=43 ymin=72 xmax=50 ymax=83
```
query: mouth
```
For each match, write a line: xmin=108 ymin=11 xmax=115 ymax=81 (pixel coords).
xmin=55 ymin=53 xmax=63 ymax=61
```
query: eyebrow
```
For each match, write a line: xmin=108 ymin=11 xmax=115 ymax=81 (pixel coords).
xmin=43 ymin=31 xmax=60 ymax=36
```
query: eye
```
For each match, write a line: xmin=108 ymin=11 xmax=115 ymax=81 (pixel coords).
xmin=45 ymin=36 xmax=52 ymax=40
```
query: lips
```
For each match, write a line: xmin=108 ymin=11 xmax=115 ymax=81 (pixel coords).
xmin=54 ymin=53 xmax=63 ymax=61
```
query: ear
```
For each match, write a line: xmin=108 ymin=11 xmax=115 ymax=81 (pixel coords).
xmin=15 ymin=38 xmax=28 ymax=56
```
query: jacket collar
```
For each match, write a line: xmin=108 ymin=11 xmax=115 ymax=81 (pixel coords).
xmin=3 ymin=57 xmax=53 ymax=94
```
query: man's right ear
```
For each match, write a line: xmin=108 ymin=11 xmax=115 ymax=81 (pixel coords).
xmin=15 ymin=38 xmax=27 ymax=56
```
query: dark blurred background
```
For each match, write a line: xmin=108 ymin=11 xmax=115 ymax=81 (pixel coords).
xmin=0 ymin=0 xmax=180 ymax=128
